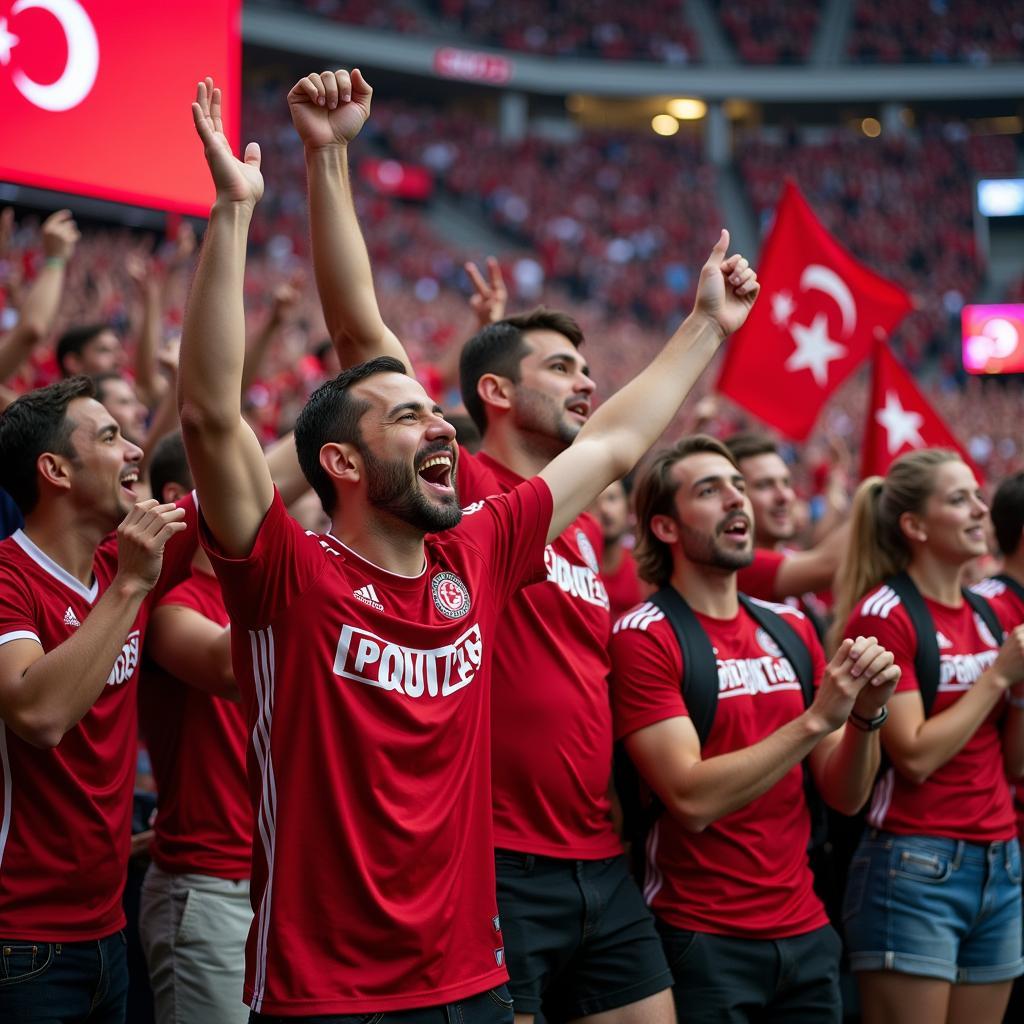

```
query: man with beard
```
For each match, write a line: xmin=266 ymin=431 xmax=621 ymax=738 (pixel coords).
xmin=610 ymin=435 xmax=899 ymax=1023
xmin=288 ymin=67 xmax=738 ymax=1024
xmin=180 ymin=76 xmax=758 ymax=1022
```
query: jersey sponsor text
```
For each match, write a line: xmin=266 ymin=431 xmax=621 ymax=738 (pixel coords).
xmin=543 ymin=546 xmax=609 ymax=610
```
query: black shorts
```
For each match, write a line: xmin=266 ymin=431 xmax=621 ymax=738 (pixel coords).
xmin=495 ymin=850 xmax=672 ymax=1021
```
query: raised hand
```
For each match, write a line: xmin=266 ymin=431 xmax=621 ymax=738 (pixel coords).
xmin=191 ymin=78 xmax=263 ymax=207
xmin=465 ymin=257 xmax=508 ymax=327
xmin=114 ymin=500 xmax=188 ymax=595
xmin=694 ymin=230 xmax=759 ymax=338
xmin=288 ymin=68 xmax=372 ymax=150
xmin=811 ymin=636 xmax=899 ymax=732
xmin=41 ymin=209 xmax=80 ymax=262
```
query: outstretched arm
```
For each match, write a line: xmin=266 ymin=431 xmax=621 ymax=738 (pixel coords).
xmin=290 ymin=69 xmax=411 ymax=373
xmin=539 ymin=231 xmax=758 ymax=542
xmin=178 ymin=78 xmax=274 ymax=558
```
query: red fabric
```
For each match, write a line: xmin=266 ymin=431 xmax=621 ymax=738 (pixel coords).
xmin=0 ymin=498 xmax=197 ymax=940
xmin=846 ymin=584 xmax=1015 ymax=842
xmin=717 ymin=181 xmax=912 ymax=440
xmin=610 ymin=598 xmax=828 ymax=938
xmin=737 ymin=548 xmax=785 ymax=601
xmin=602 ymin=548 xmax=645 ymax=622
xmin=201 ymin=483 xmax=551 ymax=1015
xmin=140 ymin=568 xmax=251 ymax=879
xmin=458 ymin=453 xmax=622 ymax=859
xmin=0 ymin=2 xmax=240 ymax=215
xmin=861 ymin=342 xmax=982 ymax=481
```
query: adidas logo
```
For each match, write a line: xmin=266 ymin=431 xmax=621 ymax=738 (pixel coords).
xmin=936 ymin=631 xmax=953 ymax=650
xmin=63 ymin=606 xmax=81 ymax=628
xmin=353 ymin=584 xmax=384 ymax=612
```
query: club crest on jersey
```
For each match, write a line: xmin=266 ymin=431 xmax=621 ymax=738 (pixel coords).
xmin=575 ymin=529 xmax=600 ymax=574
xmin=432 ymin=571 xmax=471 ymax=619
xmin=755 ymin=627 xmax=783 ymax=658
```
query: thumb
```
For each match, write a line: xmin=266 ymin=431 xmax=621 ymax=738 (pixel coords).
xmin=705 ymin=228 xmax=729 ymax=267
xmin=244 ymin=141 xmax=261 ymax=169
xmin=351 ymin=68 xmax=371 ymax=98
xmin=829 ymin=637 xmax=854 ymax=668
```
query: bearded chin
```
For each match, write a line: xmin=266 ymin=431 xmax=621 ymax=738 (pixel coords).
xmin=364 ymin=448 xmax=463 ymax=534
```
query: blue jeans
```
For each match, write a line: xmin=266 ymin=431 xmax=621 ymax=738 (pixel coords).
xmin=843 ymin=831 xmax=1024 ymax=984
xmin=248 ymin=985 xmax=514 ymax=1023
xmin=0 ymin=930 xmax=128 ymax=1023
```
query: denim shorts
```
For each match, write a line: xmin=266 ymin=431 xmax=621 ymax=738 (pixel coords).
xmin=842 ymin=830 xmax=1024 ymax=984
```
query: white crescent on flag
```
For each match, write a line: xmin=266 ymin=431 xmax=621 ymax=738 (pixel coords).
xmin=799 ymin=264 xmax=857 ymax=336
xmin=8 ymin=0 xmax=99 ymax=112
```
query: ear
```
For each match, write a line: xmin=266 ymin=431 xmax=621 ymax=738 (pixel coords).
xmin=898 ymin=510 xmax=928 ymax=545
xmin=650 ymin=513 xmax=679 ymax=546
xmin=37 ymin=452 xmax=74 ymax=495
xmin=161 ymin=482 xmax=189 ymax=504
xmin=476 ymin=373 xmax=514 ymax=415
xmin=319 ymin=442 xmax=362 ymax=486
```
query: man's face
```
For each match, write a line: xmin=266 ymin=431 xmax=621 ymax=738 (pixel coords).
xmin=664 ymin=452 xmax=755 ymax=572
xmin=508 ymin=330 xmax=595 ymax=457
xmin=595 ymin=480 xmax=631 ymax=545
xmin=98 ymin=377 xmax=148 ymax=444
xmin=351 ymin=373 xmax=462 ymax=533
xmin=74 ymin=330 xmax=125 ymax=376
xmin=738 ymin=452 xmax=797 ymax=545
xmin=62 ymin=397 xmax=144 ymax=526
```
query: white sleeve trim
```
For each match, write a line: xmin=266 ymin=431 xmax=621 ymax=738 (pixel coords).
xmin=0 ymin=630 xmax=41 ymax=648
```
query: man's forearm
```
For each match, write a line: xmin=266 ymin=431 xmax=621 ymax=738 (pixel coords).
xmin=0 ymin=262 xmax=66 ymax=382
xmin=306 ymin=145 xmax=409 ymax=369
xmin=814 ymin=726 xmax=880 ymax=815
xmin=7 ymin=580 xmax=149 ymax=747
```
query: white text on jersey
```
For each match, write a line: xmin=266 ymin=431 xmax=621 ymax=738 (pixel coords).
xmin=543 ymin=546 xmax=609 ymax=610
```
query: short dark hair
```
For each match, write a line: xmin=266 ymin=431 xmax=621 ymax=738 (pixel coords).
xmin=91 ymin=371 xmax=127 ymax=406
xmin=723 ymin=431 xmax=779 ymax=465
xmin=459 ymin=307 xmax=584 ymax=434
xmin=149 ymin=431 xmax=192 ymax=504
xmin=991 ymin=471 xmax=1024 ymax=557
xmin=56 ymin=324 xmax=110 ymax=376
xmin=0 ymin=376 xmax=95 ymax=514
xmin=634 ymin=435 xmax=739 ymax=586
xmin=294 ymin=356 xmax=409 ymax=515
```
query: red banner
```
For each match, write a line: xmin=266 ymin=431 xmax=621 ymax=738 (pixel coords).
xmin=0 ymin=0 xmax=240 ymax=215
xmin=718 ymin=182 xmax=912 ymax=440
xmin=433 ymin=47 xmax=513 ymax=84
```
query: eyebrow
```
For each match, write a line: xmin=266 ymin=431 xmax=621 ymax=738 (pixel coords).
xmin=545 ymin=352 xmax=591 ymax=376
xmin=385 ymin=400 xmax=446 ymax=418
xmin=692 ymin=473 xmax=745 ymax=490
xmin=96 ymin=422 xmax=120 ymax=439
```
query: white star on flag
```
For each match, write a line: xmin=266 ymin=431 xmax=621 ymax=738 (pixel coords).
xmin=784 ymin=313 xmax=847 ymax=387
xmin=0 ymin=18 xmax=19 ymax=65
xmin=876 ymin=390 xmax=925 ymax=455
xmin=770 ymin=290 xmax=795 ymax=327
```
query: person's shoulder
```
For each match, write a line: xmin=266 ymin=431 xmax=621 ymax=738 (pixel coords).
xmin=853 ymin=581 xmax=909 ymax=623
xmin=613 ymin=599 xmax=667 ymax=637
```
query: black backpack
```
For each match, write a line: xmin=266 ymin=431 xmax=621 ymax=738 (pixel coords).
xmin=615 ymin=585 xmax=821 ymax=886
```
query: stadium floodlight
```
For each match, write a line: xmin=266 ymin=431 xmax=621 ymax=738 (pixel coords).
xmin=651 ymin=114 xmax=680 ymax=136
xmin=666 ymin=98 xmax=706 ymax=120
xmin=977 ymin=179 xmax=1024 ymax=218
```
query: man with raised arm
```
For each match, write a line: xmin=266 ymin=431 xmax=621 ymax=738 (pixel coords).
xmin=291 ymin=67 xmax=756 ymax=1024
xmin=181 ymin=77 xmax=757 ymax=1022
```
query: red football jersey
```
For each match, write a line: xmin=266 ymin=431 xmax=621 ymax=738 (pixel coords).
xmin=140 ymin=567 xmax=251 ymax=878
xmin=202 ymin=482 xmax=552 ymax=1015
xmin=737 ymin=548 xmax=784 ymax=600
xmin=602 ymin=548 xmax=646 ymax=622
xmin=459 ymin=453 xmax=621 ymax=859
xmin=610 ymin=598 xmax=828 ymax=939
xmin=846 ymin=584 xmax=1015 ymax=842
xmin=0 ymin=499 xmax=197 ymax=940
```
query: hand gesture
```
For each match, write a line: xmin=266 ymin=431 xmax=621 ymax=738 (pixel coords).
xmin=41 ymin=209 xmax=80 ymax=262
xmin=288 ymin=68 xmax=372 ymax=151
xmin=992 ymin=625 xmax=1024 ymax=688
xmin=812 ymin=636 xmax=899 ymax=731
xmin=270 ymin=278 xmax=301 ymax=324
xmin=693 ymin=230 xmax=759 ymax=338
xmin=465 ymin=257 xmax=508 ymax=327
xmin=191 ymin=78 xmax=263 ymax=208
xmin=114 ymin=500 xmax=188 ymax=594
xmin=156 ymin=336 xmax=181 ymax=380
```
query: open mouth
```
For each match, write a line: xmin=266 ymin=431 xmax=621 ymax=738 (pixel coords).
xmin=120 ymin=470 xmax=139 ymax=498
xmin=719 ymin=516 xmax=751 ymax=541
xmin=417 ymin=452 xmax=455 ymax=496
xmin=565 ymin=397 xmax=591 ymax=420
xmin=965 ymin=525 xmax=985 ymax=543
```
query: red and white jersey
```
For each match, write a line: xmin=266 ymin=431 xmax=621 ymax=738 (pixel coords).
xmin=602 ymin=548 xmax=646 ymax=622
xmin=846 ymin=584 xmax=1014 ymax=842
xmin=202 ymin=482 xmax=551 ymax=1015
xmin=458 ymin=453 xmax=621 ymax=859
xmin=610 ymin=597 xmax=828 ymax=940
xmin=140 ymin=567 xmax=251 ymax=879
xmin=737 ymin=548 xmax=784 ymax=601
xmin=0 ymin=498 xmax=197 ymax=940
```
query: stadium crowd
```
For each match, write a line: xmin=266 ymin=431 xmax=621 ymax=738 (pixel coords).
xmin=0 ymin=62 xmax=1023 ymax=1024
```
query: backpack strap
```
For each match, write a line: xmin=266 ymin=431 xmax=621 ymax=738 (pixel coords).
xmin=994 ymin=572 xmax=1024 ymax=609
xmin=963 ymin=589 xmax=1005 ymax=647
xmin=649 ymin=586 xmax=720 ymax=746
xmin=738 ymin=595 xmax=816 ymax=707
xmin=885 ymin=572 xmax=941 ymax=717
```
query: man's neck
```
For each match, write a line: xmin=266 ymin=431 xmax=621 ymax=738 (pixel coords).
xmin=479 ymin=428 xmax=562 ymax=480
xmin=907 ymin=552 xmax=964 ymax=607
xmin=668 ymin=561 xmax=739 ymax=619
xmin=329 ymin=512 xmax=427 ymax=578
xmin=1000 ymin=555 xmax=1024 ymax=589
xmin=22 ymin=506 xmax=107 ymax=586
xmin=602 ymin=539 xmax=624 ymax=574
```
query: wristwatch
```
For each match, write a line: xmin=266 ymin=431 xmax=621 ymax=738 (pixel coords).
xmin=848 ymin=706 xmax=889 ymax=732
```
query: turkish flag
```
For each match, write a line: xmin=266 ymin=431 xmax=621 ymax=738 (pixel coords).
xmin=0 ymin=1 xmax=240 ymax=215
xmin=861 ymin=342 xmax=981 ymax=481
xmin=718 ymin=182 xmax=913 ymax=440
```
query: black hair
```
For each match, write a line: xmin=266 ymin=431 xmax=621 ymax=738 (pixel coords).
xmin=149 ymin=431 xmax=192 ymax=505
xmin=0 ymin=376 xmax=95 ymax=514
xmin=991 ymin=471 xmax=1024 ymax=557
xmin=91 ymin=371 xmax=128 ymax=406
xmin=293 ymin=356 xmax=408 ymax=515
xmin=56 ymin=324 xmax=111 ymax=376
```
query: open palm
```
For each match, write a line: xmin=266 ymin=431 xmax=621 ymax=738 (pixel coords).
xmin=192 ymin=78 xmax=263 ymax=206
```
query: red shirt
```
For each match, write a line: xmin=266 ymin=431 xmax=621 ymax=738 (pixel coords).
xmin=846 ymin=584 xmax=1014 ymax=842
xmin=610 ymin=597 xmax=828 ymax=939
xmin=737 ymin=548 xmax=784 ymax=600
xmin=602 ymin=548 xmax=645 ymax=622
xmin=202 ymin=482 xmax=551 ymax=1015
xmin=0 ymin=500 xmax=197 ymax=940
xmin=140 ymin=567 xmax=251 ymax=879
xmin=458 ymin=452 xmax=621 ymax=859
